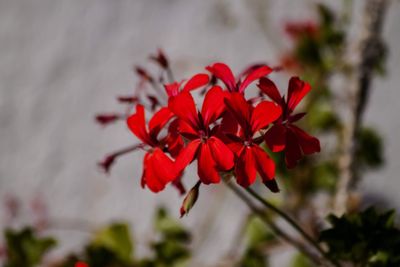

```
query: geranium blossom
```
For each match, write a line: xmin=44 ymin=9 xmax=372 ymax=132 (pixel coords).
xmin=258 ymin=76 xmax=320 ymax=168
xmin=97 ymin=50 xmax=321 ymax=215
xmin=127 ymin=105 xmax=178 ymax=192
xmin=206 ymin=62 xmax=272 ymax=93
xmin=169 ymin=86 xmax=234 ymax=184
xmin=224 ymin=93 xmax=282 ymax=189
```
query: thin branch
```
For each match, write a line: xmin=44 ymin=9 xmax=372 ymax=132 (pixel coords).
xmin=225 ymin=181 xmax=327 ymax=266
xmin=334 ymin=0 xmax=389 ymax=215
xmin=244 ymin=187 xmax=340 ymax=267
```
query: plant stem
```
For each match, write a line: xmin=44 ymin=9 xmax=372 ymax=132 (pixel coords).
xmin=225 ymin=181 xmax=327 ymax=266
xmin=244 ymin=186 xmax=340 ymax=267
xmin=334 ymin=0 xmax=388 ymax=214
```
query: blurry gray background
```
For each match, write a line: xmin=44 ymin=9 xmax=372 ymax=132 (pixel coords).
xmin=0 ymin=0 xmax=399 ymax=266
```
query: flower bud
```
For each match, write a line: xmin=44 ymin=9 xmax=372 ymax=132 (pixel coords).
xmin=180 ymin=181 xmax=201 ymax=217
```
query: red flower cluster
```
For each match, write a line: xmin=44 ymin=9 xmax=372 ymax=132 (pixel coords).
xmin=124 ymin=62 xmax=320 ymax=201
xmin=95 ymin=50 xmax=320 ymax=216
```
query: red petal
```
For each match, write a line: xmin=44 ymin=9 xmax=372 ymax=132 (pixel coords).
xmin=208 ymin=137 xmax=234 ymax=171
xmin=168 ymin=91 xmax=199 ymax=130
xmin=289 ymin=125 xmax=320 ymax=155
xmin=258 ymin=77 xmax=282 ymax=104
xmin=197 ymin=143 xmax=221 ymax=184
xmin=149 ymin=107 xmax=174 ymax=138
xmin=145 ymin=148 xmax=177 ymax=192
xmin=224 ymin=93 xmax=251 ymax=131
xmin=285 ymin=128 xmax=303 ymax=168
xmin=219 ymin=111 xmax=239 ymax=134
xmin=252 ymin=145 xmax=275 ymax=181
xmin=265 ymin=124 xmax=287 ymax=152
xmin=142 ymin=152 xmax=165 ymax=192
xmin=164 ymin=82 xmax=182 ymax=97
xmin=235 ymin=147 xmax=257 ymax=187
xmin=183 ymin=73 xmax=210 ymax=92
xmin=206 ymin=63 xmax=236 ymax=92
xmin=177 ymin=119 xmax=199 ymax=139
xmin=287 ymin=77 xmax=311 ymax=113
xmin=251 ymin=101 xmax=282 ymax=133
xmin=127 ymin=105 xmax=153 ymax=145
xmin=166 ymin=119 xmax=184 ymax=157
xmin=201 ymin=86 xmax=226 ymax=127
xmin=239 ymin=65 xmax=272 ymax=93
xmin=175 ymin=139 xmax=201 ymax=173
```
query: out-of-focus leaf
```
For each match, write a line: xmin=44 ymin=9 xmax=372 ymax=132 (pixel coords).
xmin=91 ymin=222 xmax=133 ymax=264
xmin=239 ymin=246 xmax=268 ymax=267
xmin=356 ymin=127 xmax=384 ymax=170
xmin=307 ymin=103 xmax=339 ymax=131
xmin=312 ymin=161 xmax=338 ymax=191
xmin=319 ymin=207 xmax=400 ymax=265
xmin=4 ymin=227 xmax=56 ymax=267
xmin=245 ymin=216 xmax=275 ymax=247
xmin=155 ymin=207 xmax=190 ymax=242
xmin=291 ymin=253 xmax=316 ymax=267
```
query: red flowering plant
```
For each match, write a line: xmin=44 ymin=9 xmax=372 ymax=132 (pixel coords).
xmin=94 ymin=50 xmax=334 ymax=265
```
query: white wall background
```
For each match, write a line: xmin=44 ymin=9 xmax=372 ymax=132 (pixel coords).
xmin=0 ymin=0 xmax=399 ymax=266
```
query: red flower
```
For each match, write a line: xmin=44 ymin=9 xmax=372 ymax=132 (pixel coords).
xmin=224 ymin=93 xmax=282 ymax=189
xmin=258 ymin=76 xmax=320 ymax=168
xmin=169 ymin=86 xmax=234 ymax=184
xmin=164 ymin=73 xmax=209 ymax=97
xmin=206 ymin=62 xmax=272 ymax=93
xmin=127 ymin=105 xmax=179 ymax=192
xmin=75 ymin=262 xmax=89 ymax=267
xmin=285 ymin=21 xmax=318 ymax=40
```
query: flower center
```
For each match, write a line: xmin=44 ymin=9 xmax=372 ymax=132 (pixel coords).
xmin=199 ymin=130 xmax=208 ymax=142
xmin=244 ymin=140 xmax=252 ymax=147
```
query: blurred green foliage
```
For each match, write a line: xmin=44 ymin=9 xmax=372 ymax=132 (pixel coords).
xmin=238 ymin=216 xmax=276 ymax=267
xmin=4 ymin=228 xmax=56 ymax=267
xmin=320 ymin=207 xmax=400 ymax=266
xmin=290 ymin=253 xmax=315 ymax=267
xmin=356 ymin=127 xmax=384 ymax=170
xmin=1 ymin=207 xmax=190 ymax=267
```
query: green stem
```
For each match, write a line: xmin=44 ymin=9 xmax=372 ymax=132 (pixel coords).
xmin=244 ymin=187 xmax=340 ymax=267
xmin=224 ymin=181 xmax=324 ymax=266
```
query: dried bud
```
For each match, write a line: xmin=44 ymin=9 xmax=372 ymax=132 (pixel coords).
xmin=147 ymin=95 xmax=160 ymax=111
xmin=180 ymin=181 xmax=201 ymax=217
xmin=95 ymin=114 xmax=121 ymax=126
xmin=98 ymin=155 xmax=115 ymax=173
xmin=117 ymin=96 xmax=138 ymax=104
xmin=135 ymin=66 xmax=154 ymax=82
xmin=150 ymin=49 xmax=169 ymax=69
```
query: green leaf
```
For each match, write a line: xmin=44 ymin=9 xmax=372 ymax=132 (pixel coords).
xmin=92 ymin=222 xmax=133 ymax=264
xmin=356 ymin=127 xmax=384 ymax=170
xmin=245 ymin=216 xmax=275 ymax=247
xmin=239 ymin=246 xmax=269 ymax=267
xmin=319 ymin=207 xmax=400 ymax=265
xmin=4 ymin=227 xmax=56 ymax=267
xmin=291 ymin=253 xmax=316 ymax=267
xmin=154 ymin=207 xmax=190 ymax=242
